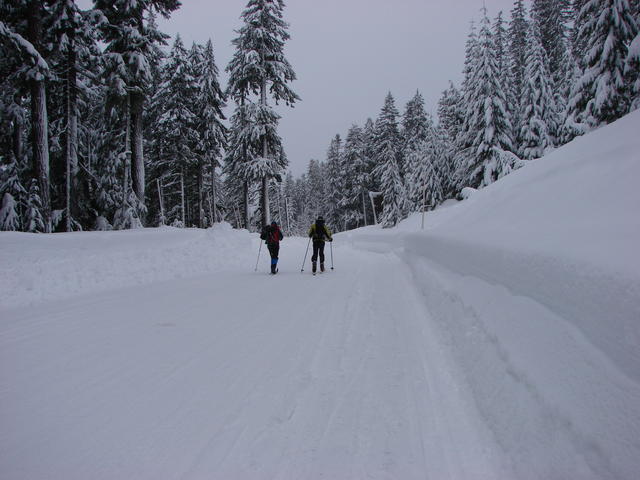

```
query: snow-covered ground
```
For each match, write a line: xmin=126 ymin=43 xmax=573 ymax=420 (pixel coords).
xmin=1 ymin=111 xmax=639 ymax=479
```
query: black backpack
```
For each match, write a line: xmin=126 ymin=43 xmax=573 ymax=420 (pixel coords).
xmin=314 ymin=220 xmax=327 ymax=240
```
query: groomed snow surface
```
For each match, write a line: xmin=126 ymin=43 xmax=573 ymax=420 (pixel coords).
xmin=2 ymin=111 xmax=639 ymax=479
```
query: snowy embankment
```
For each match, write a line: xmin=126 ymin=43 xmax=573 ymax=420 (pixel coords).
xmin=0 ymin=222 xmax=252 ymax=309
xmin=346 ymin=110 xmax=640 ymax=479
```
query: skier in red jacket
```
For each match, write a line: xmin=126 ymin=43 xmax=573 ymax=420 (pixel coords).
xmin=260 ymin=221 xmax=284 ymax=274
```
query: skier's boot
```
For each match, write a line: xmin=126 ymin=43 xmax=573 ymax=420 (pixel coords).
xmin=271 ymin=259 xmax=277 ymax=274
xmin=312 ymin=261 xmax=317 ymax=274
xmin=320 ymin=263 xmax=325 ymax=273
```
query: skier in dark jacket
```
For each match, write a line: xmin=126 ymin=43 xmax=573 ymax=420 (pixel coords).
xmin=308 ymin=216 xmax=332 ymax=273
xmin=261 ymin=221 xmax=284 ymax=274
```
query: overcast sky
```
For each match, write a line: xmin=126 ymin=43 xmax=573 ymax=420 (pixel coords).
xmin=81 ymin=0 xmax=519 ymax=176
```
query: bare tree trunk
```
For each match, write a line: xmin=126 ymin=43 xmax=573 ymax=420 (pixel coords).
xmin=156 ymin=178 xmax=164 ymax=225
xmin=130 ymin=91 xmax=145 ymax=211
xmin=12 ymin=94 xmax=24 ymax=164
xmin=210 ymin=157 xmax=217 ymax=223
xmin=284 ymin=196 xmax=290 ymax=233
xmin=65 ymin=35 xmax=78 ymax=232
xmin=207 ymin=193 xmax=214 ymax=226
xmin=362 ymin=190 xmax=367 ymax=227
xmin=198 ymin=161 xmax=205 ymax=228
xmin=243 ymin=180 xmax=249 ymax=229
xmin=260 ymin=79 xmax=269 ymax=227
xmin=122 ymin=95 xmax=131 ymax=211
xmin=180 ymin=170 xmax=185 ymax=227
xmin=27 ymin=0 xmax=51 ymax=232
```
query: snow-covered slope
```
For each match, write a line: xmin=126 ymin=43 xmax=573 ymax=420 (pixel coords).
xmin=345 ymin=110 xmax=640 ymax=479
xmin=0 ymin=222 xmax=252 ymax=308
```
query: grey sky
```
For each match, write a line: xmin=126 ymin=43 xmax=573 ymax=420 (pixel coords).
xmin=80 ymin=0 xmax=519 ymax=176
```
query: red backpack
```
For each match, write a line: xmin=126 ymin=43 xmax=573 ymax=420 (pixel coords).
xmin=269 ymin=226 xmax=281 ymax=244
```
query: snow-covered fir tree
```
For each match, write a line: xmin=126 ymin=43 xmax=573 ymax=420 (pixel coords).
xmin=341 ymin=125 xmax=367 ymax=229
xmin=509 ymin=0 xmax=529 ymax=112
xmin=190 ymin=40 xmax=227 ymax=227
xmin=566 ymin=0 xmax=639 ymax=130
xmin=305 ymin=159 xmax=327 ymax=225
xmin=457 ymin=7 xmax=516 ymax=188
xmin=96 ymin=0 xmax=180 ymax=219
xmin=372 ymin=93 xmax=406 ymax=228
xmin=0 ymin=154 xmax=26 ymax=231
xmin=406 ymin=139 xmax=443 ymax=213
xmin=2 ymin=0 xmax=53 ymax=232
xmin=196 ymin=39 xmax=227 ymax=225
xmin=627 ymin=31 xmax=640 ymax=109
xmin=324 ymin=135 xmax=344 ymax=229
xmin=24 ymin=178 xmax=45 ymax=232
xmin=223 ymin=104 xmax=256 ymax=229
xmin=152 ymin=35 xmax=198 ymax=227
xmin=519 ymin=23 xmax=559 ymax=159
xmin=402 ymin=91 xmax=434 ymax=210
xmin=226 ymin=0 xmax=298 ymax=228
xmin=531 ymin=0 xmax=571 ymax=82
xmin=402 ymin=91 xmax=431 ymax=159
xmin=461 ymin=20 xmax=478 ymax=93
xmin=437 ymin=82 xmax=465 ymax=144
xmin=571 ymin=0 xmax=591 ymax=66
xmin=432 ymin=125 xmax=456 ymax=198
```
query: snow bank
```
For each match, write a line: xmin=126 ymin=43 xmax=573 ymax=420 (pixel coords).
xmin=347 ymin=110 xmax=640 ymax=478
xmin=0 ymin=222 xmax=253 ymax=309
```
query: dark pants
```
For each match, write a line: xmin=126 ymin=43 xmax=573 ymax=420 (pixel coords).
xmin=267 ymin=243 xmax=279 ymax=272
xmin=311 ymin=240 xmax=325 ymax=263
xmin=267 ymin=243 xmax=279 ymax=261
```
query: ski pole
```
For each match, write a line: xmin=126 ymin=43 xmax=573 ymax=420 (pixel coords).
xmin=330 ymin=240 xmax=334 ymax=270
xmin=254 ymin=240 xmax=263 ymax=272
xmin=301 ymin=237 xmax=311 ymax=272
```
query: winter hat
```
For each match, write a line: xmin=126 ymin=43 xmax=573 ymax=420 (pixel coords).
xmin=317 ymin=216 xmax=324 ymax=221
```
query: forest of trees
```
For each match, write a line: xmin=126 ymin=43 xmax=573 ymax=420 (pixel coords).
xmin=284 ymin=0 xmax=640 ymax=231
xmin=1 ymin=0 xmax=639 ymax=234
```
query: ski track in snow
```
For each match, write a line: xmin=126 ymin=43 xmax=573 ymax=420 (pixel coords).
xmin=1 ymin=237 xmax=512 ymax=480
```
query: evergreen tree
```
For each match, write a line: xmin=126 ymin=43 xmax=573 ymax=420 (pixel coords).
xmin=195 ymin=39 xmax=227 ymax=226
xmin=520 ymin=24 xmax=558 ymax=159
xmin=361 ymin=118 xmax=378 ymax=223
xmin=405 ymin=139 xmax=443 ymax=213
xmin=494 ymin=10 xmax=517 ymax=150
xmin=342 ymin=125 xmax=367 ymax=229
xmin=567 ymin=0 xmax=639 ymax=129
xmin=437 ymin=81 xmax=464 ymax=143
xmin=25 ymin=178 xmax=45 ymax=232
xmin=95 ymin=0 xmax=180 ymax=218
xmin=372 ymin=93 xmax=406 ymax=227
xmin=532 ymin=0 xmax=571 ymax=81
xmin=223 ymin=104 xmax=255 ymax=229
xmin=0 ymin=154 xmax=26 ymax=231
xmin=402 ymin=91 xmax=430 ymax=156
xmin=509 ymin=0 xmax=529 ymax=107
xmin=226 ymin=0 xmax=299 ymax=227
xmin=571 ymin=0 xmax=591 ymax=66
xmin=375 ymin=151 xmax=406 ymax=228
xmin=432 ymin=125 xmax=457 ymax=198
xmin=305 ymin=158 xmax=327 ymax=224
xmin=152 ymin=35 xmax=198 ymax=226
xmin=402 ymin=91 xmax=434 ymax=210
xmin=461 ymin=21 xmax=479 ymax=97
xmin=325 ymin=134 xmax=343 ymax=229
xmin=2 ymin=0 xmax=53 ymax=231
xmin=626 ymin=31 xmax=640 ymax=109
xmin=458 ymin=8 xmax=516 ymax=188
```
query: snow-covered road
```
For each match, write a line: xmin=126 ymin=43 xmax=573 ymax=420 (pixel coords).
xmin=1 ymin=237 xmax=510 ymax=479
